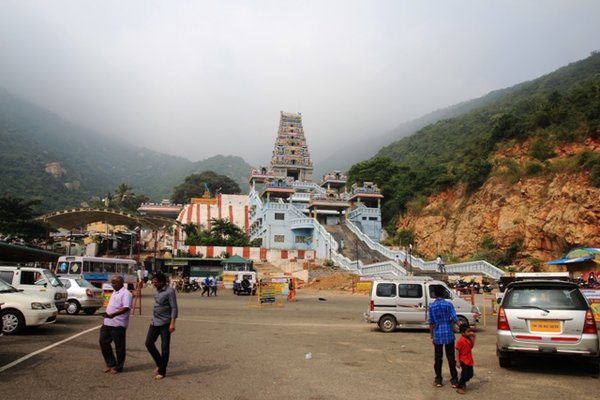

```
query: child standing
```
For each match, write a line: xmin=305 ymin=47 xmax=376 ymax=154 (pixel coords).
xmin=455 ymin=325 xmax=476 ymax=394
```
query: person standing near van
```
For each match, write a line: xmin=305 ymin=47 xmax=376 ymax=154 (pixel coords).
xmin=146 ymin=272 xmax=178 ymax=380
xmin=428 ymin=284 xmax=459 ymax=388
xmin=99 ymin=275 xmax=133 ymax=374
xmin=455 ymin=324 xmax=476 ymax=394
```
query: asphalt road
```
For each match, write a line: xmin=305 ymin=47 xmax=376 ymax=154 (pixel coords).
xmin=1 ymin=289 xmax=598 ymax=400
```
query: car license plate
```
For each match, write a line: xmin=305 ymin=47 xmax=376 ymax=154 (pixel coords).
xmin=530 ymin=320 xmax=560 ymax=333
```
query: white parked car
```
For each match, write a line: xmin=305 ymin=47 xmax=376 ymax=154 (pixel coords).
xmin=0 ymin=278 xmax=58 ymax=335
xmin=59 ymin=277 xmax=104 ymax=315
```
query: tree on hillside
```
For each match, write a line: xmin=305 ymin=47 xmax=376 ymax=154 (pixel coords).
xmin=171 ymin=171 xmax=241 ymax=204
xmin=347 ymin=157 xmax=400 ymax=187
xmin=110 ymin=184 xmax=149 ymax=213
xmin=0 ymin=196 xmax=53 ymax=242
xmin=115 ymin=183 xmax=133 ymax=203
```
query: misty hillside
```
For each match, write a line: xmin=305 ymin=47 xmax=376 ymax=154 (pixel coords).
xmin=314 ymin=87 xmax=513 ymax=178
xmin=0 ymin=89 xmax=252 ymax=212
xmin=347 ymin=51 xmax=600 ymax=230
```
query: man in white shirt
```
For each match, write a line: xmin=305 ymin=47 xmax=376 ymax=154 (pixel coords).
xmin=99 ymin=275 xmax=133 ymax=374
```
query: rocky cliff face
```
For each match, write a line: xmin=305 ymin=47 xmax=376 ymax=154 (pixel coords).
xmin=396 ymin=139 xmax=600 ymax=267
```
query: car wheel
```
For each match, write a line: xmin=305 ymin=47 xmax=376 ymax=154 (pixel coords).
xmin=378 ymin=315 xmax=397 ymax=333
xmin=83 ymin=308 xmax=97 ymax=315
xmin=586 ymin=357 xmax=600 ymax=375
xmin=455 ymin=316 xmax=469 ymax=333
xmin=2 ymin=309 xmax=25 ymax=335
xmin=66 ymin=300 xmax=81 ymax=315
xmin=497 ymin=350 xmax=512 ymax=368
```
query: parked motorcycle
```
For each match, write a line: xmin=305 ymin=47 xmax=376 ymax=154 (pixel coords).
xmin=190 ymin=280 xmax=201 ymax=292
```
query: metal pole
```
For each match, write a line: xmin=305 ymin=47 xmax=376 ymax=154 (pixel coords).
xmin=153 ymin=230 xmax=158 ymax=273
xmin=356 ymin=239 xmax=359 ymax=271
xmin=409 ymin=243 xmax=413 ymax=275
xmin=129 ymin=232 xmax=133 ymax=258
xmin=67 ymin=230 xmax=72 ymax=256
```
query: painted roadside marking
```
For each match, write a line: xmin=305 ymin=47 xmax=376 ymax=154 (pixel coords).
xmin=0 ymin=325 xmax=101 ymax=373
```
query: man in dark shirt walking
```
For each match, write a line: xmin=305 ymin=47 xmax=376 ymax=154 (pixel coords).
xmin=145 ymin=272 xmax=178 ymax=380
xmin=428 ymin=284 xmax=459 ymax=388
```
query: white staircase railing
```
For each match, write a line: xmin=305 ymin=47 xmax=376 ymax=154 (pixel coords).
xmin=341 ymin=220 xmax=504 ymax=279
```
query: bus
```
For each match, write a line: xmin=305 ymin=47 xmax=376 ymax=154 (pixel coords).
xmin=55 ymin=256 xmax=138 ymax=289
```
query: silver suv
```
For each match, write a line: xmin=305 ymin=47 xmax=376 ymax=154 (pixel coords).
xmin=496 ymin=280 xmax=599 ymax=373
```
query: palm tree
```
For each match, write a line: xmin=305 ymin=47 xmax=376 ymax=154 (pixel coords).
xmin=115 ymin=183 xmax=133 ymax=204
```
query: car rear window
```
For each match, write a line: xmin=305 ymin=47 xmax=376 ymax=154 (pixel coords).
xmin=503 ymin=286 xmax=588 ymax=310
xmin=75 ymin=278 xmax=94 ymax=287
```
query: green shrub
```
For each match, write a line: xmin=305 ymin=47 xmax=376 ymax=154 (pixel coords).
xmin=524 ymin=161 xmax=544 ymax=176
xmin=528 ymin=139 xmax=555 ymax=161
xmin=590 ymin=164 xmax=600 ymax=187
xmin=395 ymin=229 xmax=415 ymax=247
xmin=494 ymin=159 xmax=523 ymax=184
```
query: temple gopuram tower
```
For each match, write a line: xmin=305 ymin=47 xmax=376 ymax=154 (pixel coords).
xmin=270 ymin=111 xmax=313 ymax=182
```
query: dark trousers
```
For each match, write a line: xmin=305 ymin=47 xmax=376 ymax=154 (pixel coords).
xmin=434 ymin=342 xmax=458 ymax=383
xmin=99 ymin=325 xmax=127 ymax=371
xmin=145 ymin=324 xmax=171 ymax=376
xmin=458 ymin=363 xmax=474 ymax=389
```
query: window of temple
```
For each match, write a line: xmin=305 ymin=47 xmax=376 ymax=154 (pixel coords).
xmin=274 ymin=235 xmax=285 ymax=243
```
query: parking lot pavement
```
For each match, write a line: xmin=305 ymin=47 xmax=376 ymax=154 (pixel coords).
xmin=1 ymin=289 xmax=598 ymax=400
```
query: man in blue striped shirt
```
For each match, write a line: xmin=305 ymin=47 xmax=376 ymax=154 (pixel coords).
xmin=428 ymin=284 xmax=459 ymax=388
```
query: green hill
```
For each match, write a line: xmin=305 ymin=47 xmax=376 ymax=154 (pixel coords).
xmin=0 ymin=89 xmax=252 ymax=212
xmin=348 ymin=51 xmax=600 ymax=231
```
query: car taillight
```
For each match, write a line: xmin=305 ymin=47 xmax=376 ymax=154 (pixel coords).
xmin=497 ymin=307 xmax=510 ymax=330
xmin=86 ymin=288 xmax=92 ymax=297
xmin=583 ymin=309 xmax=598 ymax=334
xmin=370 ymin=300 xmax=374 ymax=312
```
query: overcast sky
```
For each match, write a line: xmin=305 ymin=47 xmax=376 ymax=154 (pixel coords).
xmin=1 ymin=1 xmax=599 ymax=166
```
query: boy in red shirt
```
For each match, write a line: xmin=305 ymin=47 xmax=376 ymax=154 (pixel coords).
xmin=455 ymin=324 xmax=476 ymax=394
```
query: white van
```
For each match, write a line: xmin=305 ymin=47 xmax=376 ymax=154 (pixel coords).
xmin=0 ymin=266 xmax=67 ymax=311
xmin=364 ymin=278 xmax=480 ymax=333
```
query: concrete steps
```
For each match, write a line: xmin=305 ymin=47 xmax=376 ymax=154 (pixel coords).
xmin=253 ymin=261 xmax=285 ymax=277
xmin=324 ymin=222 xmax=386 ymax=264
